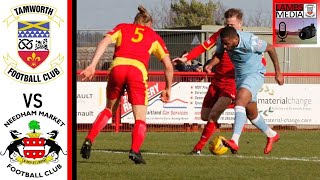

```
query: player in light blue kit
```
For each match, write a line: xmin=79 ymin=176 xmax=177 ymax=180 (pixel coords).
xmin=214 ymin=26 xmax=284 ymax=154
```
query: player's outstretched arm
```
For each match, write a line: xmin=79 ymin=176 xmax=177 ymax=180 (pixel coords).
xmin=171 ymin=51 xmax=189 ymax=64
xmin=172 ymin=29 xmax=222 ymax=63
xmin=172 ymin=45 xmax=204 ymax=63
xmin=265 ymin=43 xmax=284 ymax=85
xmin=81 ymin=36 xmax=112 ymax=81
xmin=161 ymin=55 xmax=174 ymax=103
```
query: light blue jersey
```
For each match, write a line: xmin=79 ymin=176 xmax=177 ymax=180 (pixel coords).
xmin=216 ymin=30 xmax=268 ymax=102
xmin=216 ymin=31 xmax=267 ymax=77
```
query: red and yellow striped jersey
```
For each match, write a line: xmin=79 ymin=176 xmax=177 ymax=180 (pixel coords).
xmin=106 ymin=23 xmax=169 ymax=69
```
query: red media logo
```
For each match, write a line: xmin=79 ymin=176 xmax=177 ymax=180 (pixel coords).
xmin=273 ymin=0 xmax=318 ymax=47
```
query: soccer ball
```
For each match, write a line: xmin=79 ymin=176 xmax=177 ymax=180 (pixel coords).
xmin=208 ymin=136 xmax=228 ymax=155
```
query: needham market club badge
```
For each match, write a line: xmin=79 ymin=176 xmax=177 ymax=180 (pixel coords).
xmin=3 ymin=4 xmax=64 ymax=84
xmin=0 ymin=111 xmax=66 ymax=178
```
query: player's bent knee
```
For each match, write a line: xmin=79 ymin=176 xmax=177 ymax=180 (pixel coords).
xmin=200 ymin=112 xmax=208 ymax=121
xmin=107 ymin=99 xmax=119 ymax=113
xmin=208 ymin=111 xmax=223 ymax=122
xmin=201 ymin=108 xmax=211 ymax=121
xmin=201 ymin=117 xmax=208 ymax=121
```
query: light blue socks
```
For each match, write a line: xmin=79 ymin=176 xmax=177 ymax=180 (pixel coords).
xmin=251 ymin=114 xmax=277 ymax=137
xmin=231 ymin=106 xmax=247 ymax=145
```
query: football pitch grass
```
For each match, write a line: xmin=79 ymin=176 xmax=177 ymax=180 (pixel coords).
xmin=77 ymin=131 xmax=320 ymax=179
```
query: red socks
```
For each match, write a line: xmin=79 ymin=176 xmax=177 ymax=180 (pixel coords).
xmin=86 ymin=110 xmax=147 ymax=153
xmin=86 ymin=108 xmax=112 ymax=143
xmin=194 ymin=121 xmax=217 ymax=151
xmin=131 ymin=120 xmax=147 ymax=152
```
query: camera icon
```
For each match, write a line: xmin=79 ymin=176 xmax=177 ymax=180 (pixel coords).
xmin=299 ymin=23 xmax=316 ymax=40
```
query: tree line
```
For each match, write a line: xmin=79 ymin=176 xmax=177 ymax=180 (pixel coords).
xmin=150 ymin=0 xmax=271 ymax=28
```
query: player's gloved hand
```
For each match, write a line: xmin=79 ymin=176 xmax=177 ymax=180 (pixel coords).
xmin=81 ymin=64 xmax=96 ymax=81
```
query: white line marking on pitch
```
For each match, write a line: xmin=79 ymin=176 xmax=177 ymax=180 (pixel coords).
xmin=93 ymin=150 xmax=320 ymax=162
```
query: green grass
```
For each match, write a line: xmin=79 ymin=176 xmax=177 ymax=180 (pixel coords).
xmin=77 ymin=131 xmax=320 ymax=179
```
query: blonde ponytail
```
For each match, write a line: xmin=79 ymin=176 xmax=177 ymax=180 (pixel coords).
xmin=134 ymin=5 xmax=152 ymax=25
xmin=138 ymin=5 xmax=147 ymax=14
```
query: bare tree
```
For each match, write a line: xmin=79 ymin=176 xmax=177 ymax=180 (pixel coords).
xmin=150 ymin=0 xmax=271 ymax=28
xmin=214 ymin=1 xmax=227 ymax=25
xmin=245 ymin=8 xmax=272 ymax=27
xmin=149 ymin=0 xmax=174 ymax=29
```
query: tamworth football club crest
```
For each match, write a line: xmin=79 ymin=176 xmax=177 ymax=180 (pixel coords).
xmin=3 ymin=4 xmax=64 ymax=84
xmin=18 ymin=21 xmax=50 ymax=69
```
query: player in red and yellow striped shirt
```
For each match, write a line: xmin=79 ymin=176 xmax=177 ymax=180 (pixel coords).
xmin=80 ymin=6 xmax=173 ymax=164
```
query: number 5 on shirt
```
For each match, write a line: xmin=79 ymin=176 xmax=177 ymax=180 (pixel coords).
xmin=131 ymin=28 xmax=144 ymax=43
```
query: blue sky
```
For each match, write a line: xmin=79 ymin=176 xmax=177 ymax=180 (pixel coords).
xmin=77 ymin=0 xmax=272 ymax=29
